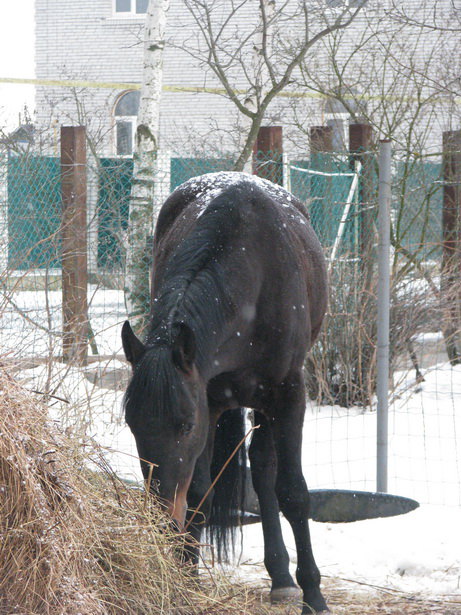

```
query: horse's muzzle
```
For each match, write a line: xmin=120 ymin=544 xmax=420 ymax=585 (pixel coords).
xmin=167 ymin=490 xmax=188 ymax=529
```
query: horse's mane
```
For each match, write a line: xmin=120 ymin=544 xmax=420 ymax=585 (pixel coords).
xmin=123 ymin=345 xmax=182 ymax=425
xmin=124 ymin=186 xmax=243 ymax=423
xmin=146 ymin=187 xmax=242 ymax=366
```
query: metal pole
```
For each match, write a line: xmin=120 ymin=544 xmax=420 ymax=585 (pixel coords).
xmin=376 ymin=139 xmax=392 ymax=492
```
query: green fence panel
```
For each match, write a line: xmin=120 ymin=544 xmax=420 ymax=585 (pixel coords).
xmin=394 ymin=160 xmax=442 ymax=263
xmin=7 ymin=154 xmax=61 ymax=270
xmin=97 ymin=158 xmax=133 ymax=269
xmin=290 ymin=154 xmax=355 ymax=252
xmin=170 ymin=157 xmax=235 ymax=191
xmin=97 ymin=157 xmax=234 ymax=269
xmin=253 ymin=150 xmax=284 ymax=185
xmin=6 ymin=153 xmax=442 ymax=274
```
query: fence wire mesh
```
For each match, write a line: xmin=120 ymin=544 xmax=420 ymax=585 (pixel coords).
xmin=0 ymin=144 xmax=460 ymax=506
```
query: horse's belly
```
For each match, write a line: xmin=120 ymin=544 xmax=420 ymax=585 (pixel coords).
xmin=207 ymin=367 xmax=267 ymax=410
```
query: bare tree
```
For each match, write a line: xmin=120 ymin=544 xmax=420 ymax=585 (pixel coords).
xmin=125 ymin=0 xmax=170 ymax=333
xmin=177 ymin=0 xmax=365 ymax=170
xmin=289 ymin=1 xmax=461 ymax=402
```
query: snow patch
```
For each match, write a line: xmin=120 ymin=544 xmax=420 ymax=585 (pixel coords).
xmin=178 ymin=171 xmax=302 ymax=219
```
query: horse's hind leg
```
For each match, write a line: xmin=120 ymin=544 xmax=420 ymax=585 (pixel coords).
xmin=271 ymin=373 xmax=328 ymax=614
xmin=249 ymin=411 xmax=299 ymax=602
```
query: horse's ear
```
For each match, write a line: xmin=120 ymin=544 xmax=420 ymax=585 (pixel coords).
xmin=122 ymin=321 xmax=146 ymax=365
xmin=172 ymin=322 xmax=196 ymax=374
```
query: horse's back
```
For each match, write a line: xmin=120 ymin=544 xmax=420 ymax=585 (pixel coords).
xmin=155 ymin=172 xmax=311 ymax=247
xmin=156 ymin=171 xmax=322 ymax=263
xmin=153 ymin=172 xmax=327 ymax=355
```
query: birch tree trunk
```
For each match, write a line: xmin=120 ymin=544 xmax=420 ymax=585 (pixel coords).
xmin=125 ymin=0 xmax=170 ymax=334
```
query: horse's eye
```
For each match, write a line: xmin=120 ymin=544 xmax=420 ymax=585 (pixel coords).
xmin=179 ymin=422 xmax=194 ymax=436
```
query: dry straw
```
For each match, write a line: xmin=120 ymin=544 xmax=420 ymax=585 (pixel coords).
xmin=0 ymin=371 xmax=266 ymax=615
xmin=1 ymin=370 xmax=459 ymax=615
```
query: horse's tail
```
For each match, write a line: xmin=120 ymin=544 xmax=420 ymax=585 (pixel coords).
xmin=207 ymin=408 xmax=247 ymax=562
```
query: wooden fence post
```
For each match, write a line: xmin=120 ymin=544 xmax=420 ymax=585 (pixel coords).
xmin=308 ymin=126 xmax=333 ymax=245
xmin=442 ymin=130 xmax=461 ymax=364
xmin=253 ymin=126 xmax=283 ymax=185
xmin=349 ymin=122 xmax=376 ymax=404
xmin=61 ymin=126 xmax=88 ymax=365
xmin=310 ymin=125 xmax=333 ymax=154
xmin=310 ymin=125 xmax=333 ymax=170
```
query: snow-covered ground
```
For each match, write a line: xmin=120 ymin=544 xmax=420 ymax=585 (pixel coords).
xmin=0 ymin=284 xmax=125 ymax=357
xmin=240 ymin=506 xmax=461 ymax=599
xmin=4 ymin=287 xmax=461 ymax=600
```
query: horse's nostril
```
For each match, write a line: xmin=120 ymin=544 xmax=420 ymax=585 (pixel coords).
xmin=148 ymin=478 xmax=160 ymax=495
xmin=158 ymin=521 xmax=169 ymax=533
xmin=170 ymin=518 xmax=182 ymax=533
xmin=158 ymin=518 xmax=182 ymax=534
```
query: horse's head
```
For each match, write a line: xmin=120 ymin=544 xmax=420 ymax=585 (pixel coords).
xmin=122 ymin=321 xmax=208 ymax=528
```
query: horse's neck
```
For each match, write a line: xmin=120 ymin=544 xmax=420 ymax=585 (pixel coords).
xmin=149 ymin=286 xmax=227 ymax=373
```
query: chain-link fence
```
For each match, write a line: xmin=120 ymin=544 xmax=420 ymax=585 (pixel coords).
xmin=0 ymin=139 xmax=460 ymax=506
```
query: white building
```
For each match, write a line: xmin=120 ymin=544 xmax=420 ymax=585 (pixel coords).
xmin=35 ymin=0 xmax=250 ymax=157
xmin=34 ymin=0 xmax=460 ymax=159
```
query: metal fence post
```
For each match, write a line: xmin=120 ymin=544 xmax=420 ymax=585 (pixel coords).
xmin=376 ymin=139 xmax=392 ymax=493
xmin=61 ymin=125 xmax=88 ymax=366
xmin=0 ymin=151 xmax=8 ymax=271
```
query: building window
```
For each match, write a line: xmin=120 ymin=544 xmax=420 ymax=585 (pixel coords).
xmin=114 ymin=90 xmax=140 ymax=156
xmin=324 ymin=97 xmax=361 ymax=152
xmin=114 ymin=0 xmax=148 ymax=16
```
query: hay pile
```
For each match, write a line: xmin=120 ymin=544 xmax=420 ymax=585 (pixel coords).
xmin=0 ymin=372 xmax=261 ymax=615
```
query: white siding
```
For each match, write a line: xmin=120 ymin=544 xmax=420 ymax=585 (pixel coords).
xmin=35 ymin=0 xmax=459 ymax=157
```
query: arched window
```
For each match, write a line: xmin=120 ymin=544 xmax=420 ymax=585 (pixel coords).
xmin=114 ymin=90 xmax=140 ymax=156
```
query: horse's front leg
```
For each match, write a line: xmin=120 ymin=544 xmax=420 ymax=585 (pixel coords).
xmin=271 ymin=373 xmax=328 ymax=614
xmin=249 ymin=411 xmax=300 ymax=602
xmin=183 ymin=440 xmax=213 ymax=568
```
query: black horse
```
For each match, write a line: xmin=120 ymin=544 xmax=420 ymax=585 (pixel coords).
xmin=122 ymin=172 xmax=329 ymax=613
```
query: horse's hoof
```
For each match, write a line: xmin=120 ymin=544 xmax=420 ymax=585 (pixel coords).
xmin=302 ymin=600 xmax=330 ymax=614
xmin=270 ymin=586 xmax=302 ymax=604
